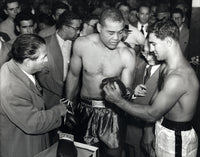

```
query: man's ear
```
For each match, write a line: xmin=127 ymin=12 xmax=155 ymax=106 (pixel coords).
xmin=96 ymin=23 xmax=101 ymax=33
xmin=16 ymin=26 xmax=20 ymax=32
xmin=166 ymin=37 xmax=173 ymax=47
xmin=4 ymin=9 xmax=8 ymax=15
xmin=182 ymin=16 xmax=185 ymax=23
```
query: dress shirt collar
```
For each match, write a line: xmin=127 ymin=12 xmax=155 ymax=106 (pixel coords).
xmin=146 ymin=64 xmax=160 ymax=77
xmin=21 ymin=69 xmax=36 ymax=85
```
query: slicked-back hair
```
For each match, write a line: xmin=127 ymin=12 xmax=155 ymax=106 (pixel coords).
xmin=56 ymin=11 xmax=80 ymax=30
xmin=11 ymin=34 xmax=46 ymax=64
xmin=99 ymin=8 xmax=124 ymax=26
xmin=148 ymin=19 xmax=179 ymax=41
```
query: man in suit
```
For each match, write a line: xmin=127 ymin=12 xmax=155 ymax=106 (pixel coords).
xmin=0 ymin=34 xmax=68 ymax=157
xmin=0 ymin=38 xmax=11 ymax=67
xmin=172 ymin=8 xmax=189 ymax=58
xmin=37 ymin=11 xmax=81 ymax=144
xmin=126 ymin=39 xmax=161 ymax=157
xmin=133 ymin=3 xmax=150 ymax=38
xmin=38 ymin=11 xmax=81 ymax=110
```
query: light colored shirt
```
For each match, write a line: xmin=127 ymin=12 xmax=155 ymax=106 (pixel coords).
xmin=145 ymin=64 xmax=160 ymax=77
xmin=21 ymin=69 xmax=36 ymax=85
xmin=56 ymin=33 xmax=72 ymax=80
xmin=138 ymin=22 xmax=148 ymax=38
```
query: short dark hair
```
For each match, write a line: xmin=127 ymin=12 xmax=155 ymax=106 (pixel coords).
xmin=171 ymin=8 xmax=184 ymax=18
xmin=117 ymin=2 xmax=130 ymax=10
xmin=99 ymin=8 xmax=124 ymax=26
xmin=137 ymin=3 xmax=150 ymax=12
xmin=148 ymin=19 xmax=179 ymax=41
xmin=56 ymin=11 xmax=80 ymax=30
xmin=4 ymin=0 xmax=20 ymax=9
xmin=83 ymin=14 xmax=99 ymax=24
xmin=52 ymin=2 xmax=69 ymax=16
xmin=11 ymin=34 xmax=46 ymax=63
xmin=14 ymin=11 xmax=35 ymax=27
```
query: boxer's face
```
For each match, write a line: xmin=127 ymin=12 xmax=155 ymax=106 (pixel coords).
xmin=99 ymin=19 xmax=124 ymax=50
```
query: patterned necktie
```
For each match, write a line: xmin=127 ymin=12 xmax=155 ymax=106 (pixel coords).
xmin=140 ymin=25 xmax=144 ymax=35
xmin=144 ymin=65 xmax=152 ymax=84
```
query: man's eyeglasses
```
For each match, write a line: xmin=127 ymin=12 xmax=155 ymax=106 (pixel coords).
xmin=66 ymin=25 xmax=81 ymax=31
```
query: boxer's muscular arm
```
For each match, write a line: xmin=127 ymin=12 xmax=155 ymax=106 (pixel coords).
xmin=66 ymin=39 xmax=82 ymax=100
xmin=121 ymin=48 xmax=136 ymax=88
xmin=104 ymin=74 xmax=185 ymax=122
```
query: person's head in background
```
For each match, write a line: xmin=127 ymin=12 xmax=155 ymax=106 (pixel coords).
xmin=156 ymin=3 xmax=170 ymax=21
xmin=37 ymin=13 xmax=55 ymax=31
xmin=128 ymin=8 xmax=137 ymax=24
xmin=149 ymin=3 xmax=157 ymax=24
xmin=14 ymin=11 xmax=36 ymax=35
xmin=36 ymin=2 xmax=51 ymax=16
xmin=137 ymin=3 xmax=150 ymax=25
xmin=171 ymin=8 xmax=185 ymax=28
xmin=81 ymin=14 xmax=99 ymax=36
xmin=117 ymin=2 xmax=130 ymax=25
xmin=3 ymin=0 xmax=21 ymax=20
xmin=56 ymin=11 xmax=82 ymax=41
xmin=52 ymin=2 xmax=69 ymax=22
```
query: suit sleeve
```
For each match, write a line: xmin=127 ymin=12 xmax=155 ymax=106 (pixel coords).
xmin=1 ymin=82 xmax=63 ymax=134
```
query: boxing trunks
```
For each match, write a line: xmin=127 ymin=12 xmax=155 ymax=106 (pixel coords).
xmin=155 ymin=118 xmax=198 ymax=157
xmin=75 ymin=96 xmax=125 ymax=149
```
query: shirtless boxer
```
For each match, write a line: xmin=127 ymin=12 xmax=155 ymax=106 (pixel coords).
xmin=65 ymin=8 xmax=136 ymax=157
xmin=103 ymin=19 xmax=199 ymax=157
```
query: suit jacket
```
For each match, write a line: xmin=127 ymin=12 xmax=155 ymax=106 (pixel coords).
xmin=0 ymin=60 xmax=62 ymax=157
xmin=37 ymin=33 xmax=64 ymax=109
xmin=126 ymin=55 xmax=160 ymax=146
xmin=0 ymin=41 xmax=11 ymax=68
xmin=179 ymin=24 xmax=189 ymax=58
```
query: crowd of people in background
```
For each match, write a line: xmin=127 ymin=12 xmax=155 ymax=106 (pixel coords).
xmin=0 ymin=0 xmax=198 ymax=157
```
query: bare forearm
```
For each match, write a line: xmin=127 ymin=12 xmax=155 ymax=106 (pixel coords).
xmin=115 ymin=99 xmax=158 ymax=122
xmin=66 ymin=73 xmax=80 ymax=100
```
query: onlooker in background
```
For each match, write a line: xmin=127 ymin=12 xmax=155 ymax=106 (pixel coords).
xmin=156 ymin=3 xmax=170 ymax=21
xmin=0 ymin=0 xmax=21 ymax=41
xmin=175 ymin=1 xmax=190 ymax=27
xmin=117 ymin=2 xmax=145 ymax=49
xmin=128 ymin=8 xmax=138 ymax=26
xmin=38 ymin=2 xmax=69 ymax=38
xmin=8 ymin=11 xmax=36 ymax=44
xmin=134 ymin=3 xmax=151 ymax=38
xmin=171 ymin=8 xmax=189 ymax=58
xmin=37 ymin=13 xmax=55 ymax=32
xmin=37 ymin=11 xmax=81 ymax=144
xmin=149 ymin=3 xmax=157 ymax=25
xmin=80 ymin=14 xmax=99 ymax=36
xmin=0 ymin=34 xmax=68 ymax=157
